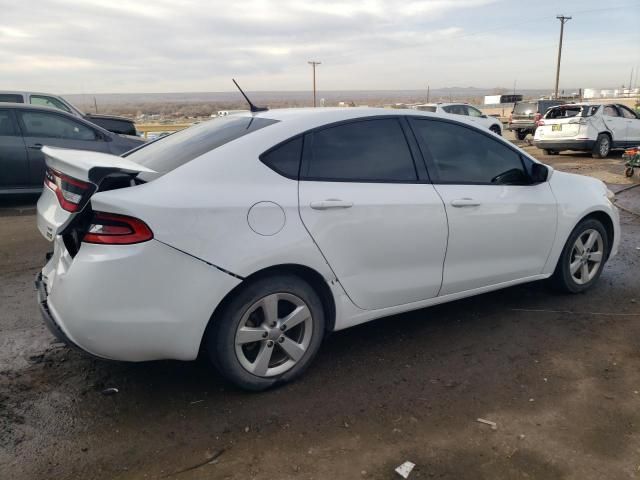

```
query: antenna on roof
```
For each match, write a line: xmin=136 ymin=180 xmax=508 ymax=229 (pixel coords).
xmin=232 ymin=79 xmax=268 ymax=113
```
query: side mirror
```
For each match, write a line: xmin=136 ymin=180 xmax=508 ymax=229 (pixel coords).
xmin=530 ymin=163 xmax=549 ymax=183
xmin=481 ymin=114 xmax=488 ymax=118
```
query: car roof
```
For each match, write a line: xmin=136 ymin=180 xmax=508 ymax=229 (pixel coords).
xmin=228 ymin=107 xmax=485 ymax=134
xmin=0 ymin=90 xmax=64 ymax=97
xmin=0 ymin=102 xmax=71 ymax=112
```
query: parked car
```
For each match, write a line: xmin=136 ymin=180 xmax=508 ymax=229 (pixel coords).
xmin=412 ymin=103 xmax=502 ymax=135
xmin=508 ymin=99 xmax=565 ymax=140
xmin=35 ymin=108 xmax=619 ymax=390
xmin=0 ymin=91 xmax=138 ymax=136
xmin=0 ymin=103 xmax=144 ymax=193
xmin=534 ymin=103 xmax=640 ymax=158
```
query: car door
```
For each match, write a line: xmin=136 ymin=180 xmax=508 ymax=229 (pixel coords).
xmin=0 ymin=109 xmax=29 ymax=189
xmin=16 ymin=109 xmax=109 ymax=187
xmin=618 ymin=105 xmax=640 ymax=143
xmin=602 ymin=105 xmax=628 ymax=145
xmin=408 ymin=117 xmax=557 ymax=295
xmin=298 ymin=117 xmax=448 ymax=310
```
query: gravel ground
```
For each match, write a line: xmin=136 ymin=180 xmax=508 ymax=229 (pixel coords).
xmin=1 ymin=134 xmax=639 ymax=480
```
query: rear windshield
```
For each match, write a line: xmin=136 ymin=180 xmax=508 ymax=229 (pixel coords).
xmin=416 ymin=105 xmax=437 ymax=112
xmin=126 ymin=115 xmax=278 ymax=175
xmin=513 ymin=102 xmax=536 ymax=114
xmin=544 ymin=105 xmax=600 ymax=119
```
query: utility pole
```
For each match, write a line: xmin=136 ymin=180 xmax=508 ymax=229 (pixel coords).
xmin=93 ymin=96 xmax=98 ymax=114
xmin=554 ymin=15 xmax=571 ymax=100
xmin=426 ymin=84 xmax=430 ymax=103
xmin=308 ymin=61 xmax=321 ymax=107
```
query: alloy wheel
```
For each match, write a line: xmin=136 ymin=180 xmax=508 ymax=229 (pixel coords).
xmin=569 ymin=229 xmax=604 ymax=285
xmin=234 ymin=293 xmax=313 ymax=377
xmin=599 ymin=137 xmax=610 ymax=157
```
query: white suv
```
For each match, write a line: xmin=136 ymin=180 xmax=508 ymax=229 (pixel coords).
xmin=411 ymin=103 xmax=502 ymax=135
xmin=534 ymin=103 xmax=640 ymax=158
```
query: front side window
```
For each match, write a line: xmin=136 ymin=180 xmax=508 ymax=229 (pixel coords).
xmin=467 ymin=106 xmax=483 ymax=117
xmin=618 ymin=105 xmax=638 ymax=119
xmin=304 ymin=118 xmax=417 ymax=182
xmin=30 ymin=95 xmax=72 ymax=113
xmin=19 ymin=111 xmax=96 ymax=140
xmin=410 ymin=119 xmax=528 ymax=185
xmin=0 ymin=110 xmax=17 ymax=136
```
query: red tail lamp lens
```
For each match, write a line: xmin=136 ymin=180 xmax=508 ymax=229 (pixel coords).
xmin=44 ymin=167 xmax=95 ymax=212
xmin=83 ymin=212 xmax=153 ymax=245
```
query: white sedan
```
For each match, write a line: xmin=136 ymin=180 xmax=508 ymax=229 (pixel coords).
xmin=411 ymin=102 xmax=503 ymax=135
xmin=36 ymin=108 xmax=619 ymax=390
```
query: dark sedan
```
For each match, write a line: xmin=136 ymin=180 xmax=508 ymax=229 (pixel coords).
xmin=0 ymin=103 xmax=144 ymax=194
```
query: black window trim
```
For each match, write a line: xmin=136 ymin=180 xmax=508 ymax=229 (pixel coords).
xmin=299 ymin=115 xmax=425 ymax=184
xmin=406 ymin=116 xmax=537 ymax=186
xmin=15 ymin=108 xmax=105 ymax=141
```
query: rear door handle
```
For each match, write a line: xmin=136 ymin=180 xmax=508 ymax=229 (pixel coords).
xmin=28 ymin=143 xmax=43 ymax=150
xmin=450 ymin=198 xmax=481 ymax=207
xmin=310 ymin=199 xmax=353 ymax=210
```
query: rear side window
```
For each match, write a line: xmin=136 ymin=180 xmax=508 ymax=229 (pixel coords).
xmin=603 ymin=105 xmax=619 ymax=117
xmin=0 ymin=94 xmax=24 ymax=103
xmin=260 ymin=136 xmax=302 ymax=179
xmin=126 ymin=116 xmax=278 ymax=175
xmin=410 ymin=119 xmax=528 ymax=185
xmin=18 ymin=111 xmax=97 ymax=140
xmin=303 ymin=118 xmax=417 ymax=182
xmin=442 ymin=104 xmax=466 ymax=115
xmin=0 ymin=110 xmax=17 ymax=136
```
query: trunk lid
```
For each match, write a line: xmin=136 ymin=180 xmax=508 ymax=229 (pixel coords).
xmin=37 ymin=146 xmax=154 ymax=240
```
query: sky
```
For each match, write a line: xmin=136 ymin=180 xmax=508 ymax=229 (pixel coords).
xmin=1 ymin=0 xmax=639 ymax=93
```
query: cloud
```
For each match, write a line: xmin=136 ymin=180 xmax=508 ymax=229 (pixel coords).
xmin=0 ymin=0 xmax=637 ymax=92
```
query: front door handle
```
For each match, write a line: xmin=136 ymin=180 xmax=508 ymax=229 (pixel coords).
xmin=310 ymin=199 xmax=353 ymax=210
xmin=450 ymin=198 xmax=481 ymax=207
xmin=28 ymin=143 xmax=43 ymax=150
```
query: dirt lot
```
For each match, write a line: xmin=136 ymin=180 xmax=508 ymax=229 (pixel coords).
xmin=1 ymin=134 xmax=639 ymax=480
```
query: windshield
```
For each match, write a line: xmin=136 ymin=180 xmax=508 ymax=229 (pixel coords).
xmin=544 ymin=105 xmax=600 ymax=119
xmin=513 ymin=102 xmax=536 ymax=114
xmin=126 ymin=115 xmax=278 ymax=176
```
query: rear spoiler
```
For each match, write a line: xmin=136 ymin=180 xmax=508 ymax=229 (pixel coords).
xmin=42 ymin=146 xmax=155 ymax=184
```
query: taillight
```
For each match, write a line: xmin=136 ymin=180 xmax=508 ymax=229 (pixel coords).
xmin=83 ymin=212 xmax=153 ymax=245
xmin=44 ymin=167 xmax=96 ymax=212
xmin=534 ymin=113 xmax=542 ymax=126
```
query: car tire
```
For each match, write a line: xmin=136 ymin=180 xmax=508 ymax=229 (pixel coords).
xmin=515 ymin=130 xmax=528 ymax=140
xmin=490 ymin=125 xmax=502 ymax=135
xmin=543 ymin=149 xmax=558 ymax=155
xmin=592 ymin=133 xmax=611 ymax=158
xmin=207 ymin=274 xmax=325 ymax=391
xmin=550 ymin=218 xmax=609 ymax=293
